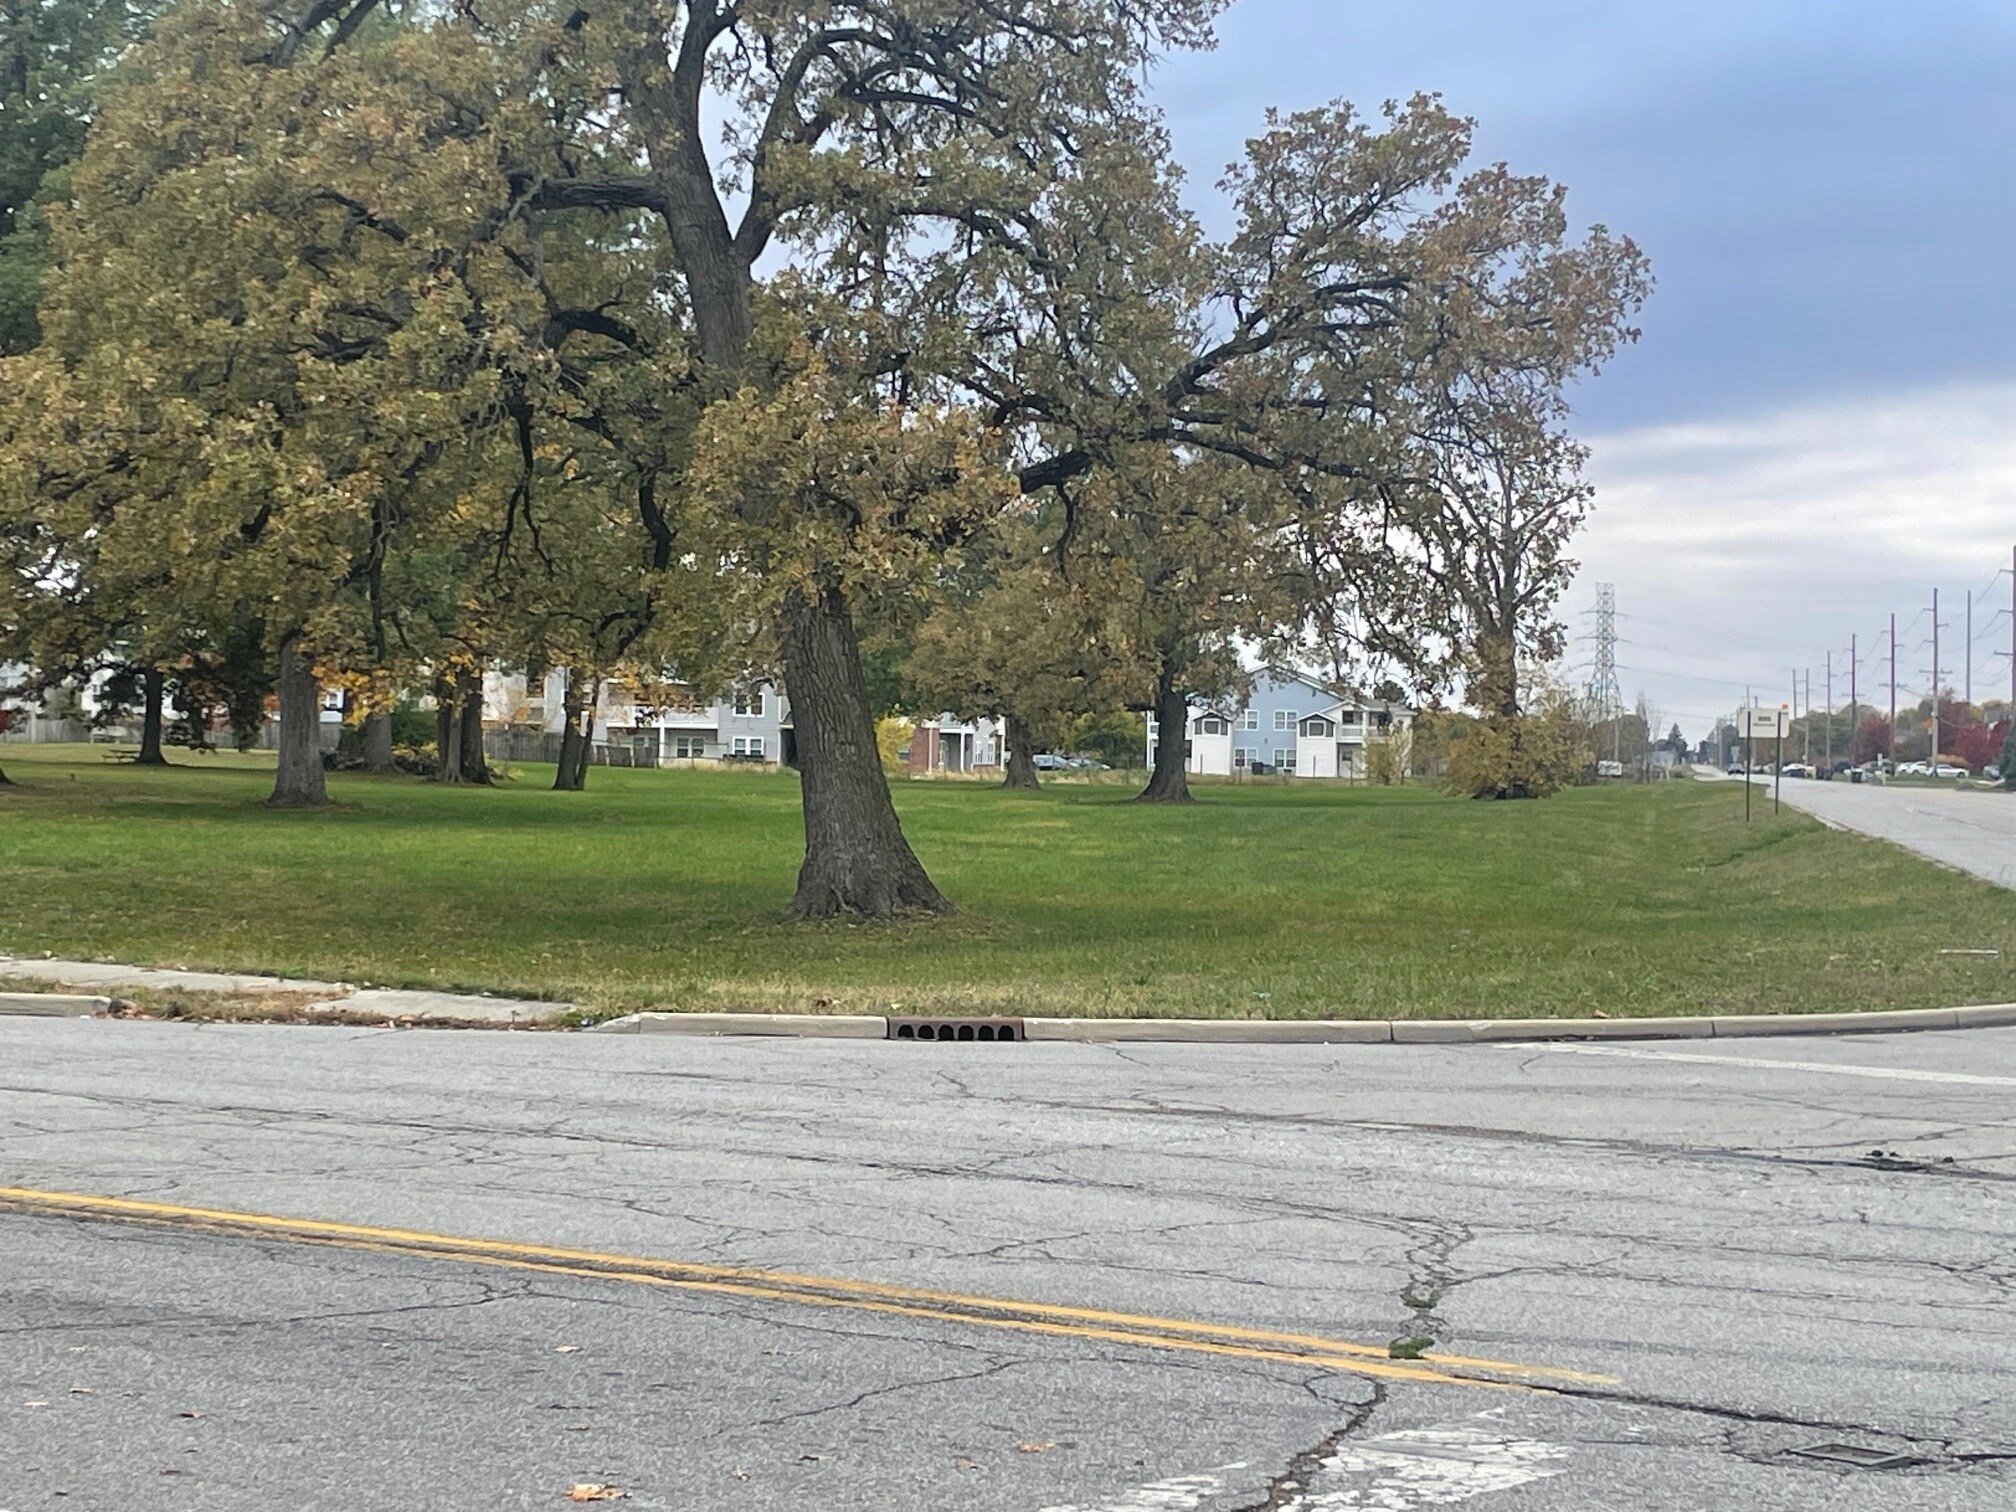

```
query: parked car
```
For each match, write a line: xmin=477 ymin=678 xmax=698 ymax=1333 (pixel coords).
xmin=1725 ymin=762 xmax=1746 ymax=776
xmin=1896 ymin=761 xmax=1929 ymax=776
xmin=1932 ymin=763 xmax=1970 ymax=778
xmin=1032 ymin=752 xmax=1071 ymax=771
xmin=1066 ymin=756 xmax=1110 ymax=772
xmin=1781 ymin=762 xmax=1813 ymax=778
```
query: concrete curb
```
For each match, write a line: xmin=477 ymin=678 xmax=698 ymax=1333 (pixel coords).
xmin=8 ymin=956 xmax=2014 ymax=1044
xmin=588 ymin=1013 xmax=888 ymax=1039
xmin=583 ymin=1003 xmax=2016 ymax=1044
xmin=0 ymin=992 xmax=113 ymax=1018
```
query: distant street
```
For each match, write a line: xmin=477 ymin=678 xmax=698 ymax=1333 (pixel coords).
xmin=1716 ymin=769 xmax=2016 ymax=891
xmin=6 ymin=1018 xmax=2016 ymax=1510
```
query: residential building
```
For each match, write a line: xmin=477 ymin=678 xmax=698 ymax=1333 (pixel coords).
xmin=484 ymin=670 xmax=793 ymax=765
xmin=1144 ymin=667 xmax=1415 ymax=780
xmin=906 ymin=716 xmax=1004 ymax=774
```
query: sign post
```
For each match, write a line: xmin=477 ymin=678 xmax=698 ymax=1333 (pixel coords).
xmin=1736 ymin=707 xmax=1787 ymax=822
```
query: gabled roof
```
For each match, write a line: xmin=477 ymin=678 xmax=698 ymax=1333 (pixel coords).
xmin=1263 ymin=666 xmax=1415 ymax=716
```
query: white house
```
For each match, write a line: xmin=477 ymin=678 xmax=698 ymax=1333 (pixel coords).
xmin=485 ymin=670 xmax=792 ymax=765
xmin=1145 ymin=667 xmax=1415 ymax=780
xmin=906 ymin=715 xmax=1005 ymax=774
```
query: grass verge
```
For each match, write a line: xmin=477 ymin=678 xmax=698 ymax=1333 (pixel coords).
xmin=2 ymin=743 xmax=2011 ymax=1020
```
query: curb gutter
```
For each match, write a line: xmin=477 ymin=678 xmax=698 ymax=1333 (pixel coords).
xmin=7 ymin=957 xmax=2013 ymax=1043
xmin=586 ymin=1003 xmax=2016 ymax=1043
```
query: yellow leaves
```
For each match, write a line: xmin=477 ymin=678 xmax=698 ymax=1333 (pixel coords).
xmin=563 ymin=1484 xmax=626 ymax=1502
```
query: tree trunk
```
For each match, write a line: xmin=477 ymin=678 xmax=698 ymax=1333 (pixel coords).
xmin=362 ymin=711 xmax=396 ymax=774
xmin=268 ymin=638 xmax=328 ymax=808
xmin=572 ymin=678 xmax=597 ymax=790
xmin=458 ymin=667 xmax=491 ymax=785
xmin=1001 ymin=715 xmax=1041 ymax=791
xmin=434 ymin=676 xmax=463 ymax=785
xmin=553 ymin=671 xmax=586 ymax=792
xmin=134 ymin=667 xmax=168 ymax=765
xmin=780 ymin=586 xmax=951 ymax=918
xmin=0 ymin=759 xmax=13 ymax=786
xmin=1136 ymin=659 xmax=1194 ymax=804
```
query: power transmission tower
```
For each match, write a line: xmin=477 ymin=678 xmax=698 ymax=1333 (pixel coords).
xmin=1591 ymin=583 xmax=1621 ymax=763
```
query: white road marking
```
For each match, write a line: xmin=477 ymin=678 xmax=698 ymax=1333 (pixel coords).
xmin=1521 ymin=1042 xmax=2016 ymax=1088
xmin=1036 ymin=1465 xmax=1244 ymax=1511
xmin=1299 ymin=1426 xmax=1567 ymax=1509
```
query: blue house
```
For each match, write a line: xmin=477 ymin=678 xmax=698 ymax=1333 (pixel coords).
xmin=1146 ymin=667 xmax=1414 ymax=779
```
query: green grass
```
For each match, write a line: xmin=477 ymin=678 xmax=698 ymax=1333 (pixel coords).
xmin=2 ymin=743 xmax=2012 ymax=1020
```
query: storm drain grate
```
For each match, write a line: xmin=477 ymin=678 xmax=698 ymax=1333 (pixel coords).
xmin=1779 ymin=1443 xmax=1920 ymax=1471
xmin=888 ymin=1017 xmax=1024 ymax=1042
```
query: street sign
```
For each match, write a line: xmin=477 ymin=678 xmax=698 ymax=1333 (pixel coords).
xmin=1737 ymin=708 xmax=1785 ymax=739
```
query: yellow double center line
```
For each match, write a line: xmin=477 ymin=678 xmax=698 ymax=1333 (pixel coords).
xmin=0 ymin=1186 xmax=1613 ymax=1392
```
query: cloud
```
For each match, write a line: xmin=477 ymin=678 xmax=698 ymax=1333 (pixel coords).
xmin=1568 ymin=383 xmax=2016 ymax=729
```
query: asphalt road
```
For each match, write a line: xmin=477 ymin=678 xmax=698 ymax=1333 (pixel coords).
xmin=1710 ymin=767 xmax=2016 ymax=890
xmin=6 ymin=1019 xmax=2016 ymax=1511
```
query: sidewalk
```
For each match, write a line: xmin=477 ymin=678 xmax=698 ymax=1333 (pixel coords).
xmin=0 ymin=955 xmax=560 ymax=1025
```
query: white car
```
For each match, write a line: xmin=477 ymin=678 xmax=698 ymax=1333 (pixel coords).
xmin=1932 ymin=763 xmax=1969 ymax=778
xmin=1780 ymin=762 xmax=1814 ymax=778
xmin=1897 ymin=761 xmax=1930 ymax=776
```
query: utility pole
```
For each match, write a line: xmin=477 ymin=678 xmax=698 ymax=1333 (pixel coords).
xmin=1966 ymin=589 xmax=1973 ymax=708
xmin=1825 ymin=652 xmax=1833 ymax=770
xmin=1849 ymin=633 xmax=1858 ymax=765
xmin=1803 ymin=669 xmax=1812 ymax=763
xmin=1932 ymin=588 xmax=1941 ymax=761
xmin=1889 ymin=612 xmax=1897 ymax=766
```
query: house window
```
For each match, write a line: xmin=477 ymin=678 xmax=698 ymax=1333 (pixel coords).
xmin=1238 ymin=710 xmax=1259 ymax=731
xmin=1234 ymin=747 xmax=1255 ymax=770
xmin=1302 ymin=717 xmax=1334 ymax=739
xmin=1372 ymin=710 xmax=1392 ymax=729
xmin=1197 ymin=716 xmax=1227 ymax=737
xmin=1274 ymin=709 xmax=1297 ymax=731
xmin=1339 ymin=710 xmax=1361 ymax=726
xmin=731 ymin=736 xmax=766 ymax=758
xmin=670 ymin=735 xmax=706 ymax=759
xmin=733 ymin=689 xmax=765 ymax=717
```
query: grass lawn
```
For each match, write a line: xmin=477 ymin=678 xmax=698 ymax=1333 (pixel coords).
xmin=2 ymin=743 xmax=2012 ymax=1020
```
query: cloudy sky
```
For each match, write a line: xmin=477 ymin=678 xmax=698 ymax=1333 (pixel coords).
xmin=1151 ymin=0 xmax=2016 ymax=733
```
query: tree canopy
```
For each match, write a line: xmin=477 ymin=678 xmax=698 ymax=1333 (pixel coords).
xmin=0 ymin=0 xmax=1648 ymax=906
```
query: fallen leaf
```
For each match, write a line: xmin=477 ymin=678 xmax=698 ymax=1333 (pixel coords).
xmin=24 ymin=1400 xmax=49 ymax=1409
xmin=554 ymin=1345 xmax=581 ymax=1354
xmin=954 ymin=1457 xmax=982 ymax=1471
xmin=729 ymin=1469 xmax=750 ymax=1481
xmin=565 ymin=1424 xmax=591 ymax=1433
xmin=70 ymin=1386 xmax=95 ymax=1396
xmin=564 ymin=1484 xmax=626 ymax=1502
xmin=177 ymin=1410 xmax=205 ymax=1420
xmin=1015 ymin=1442 xmax=1054 ymax=1454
